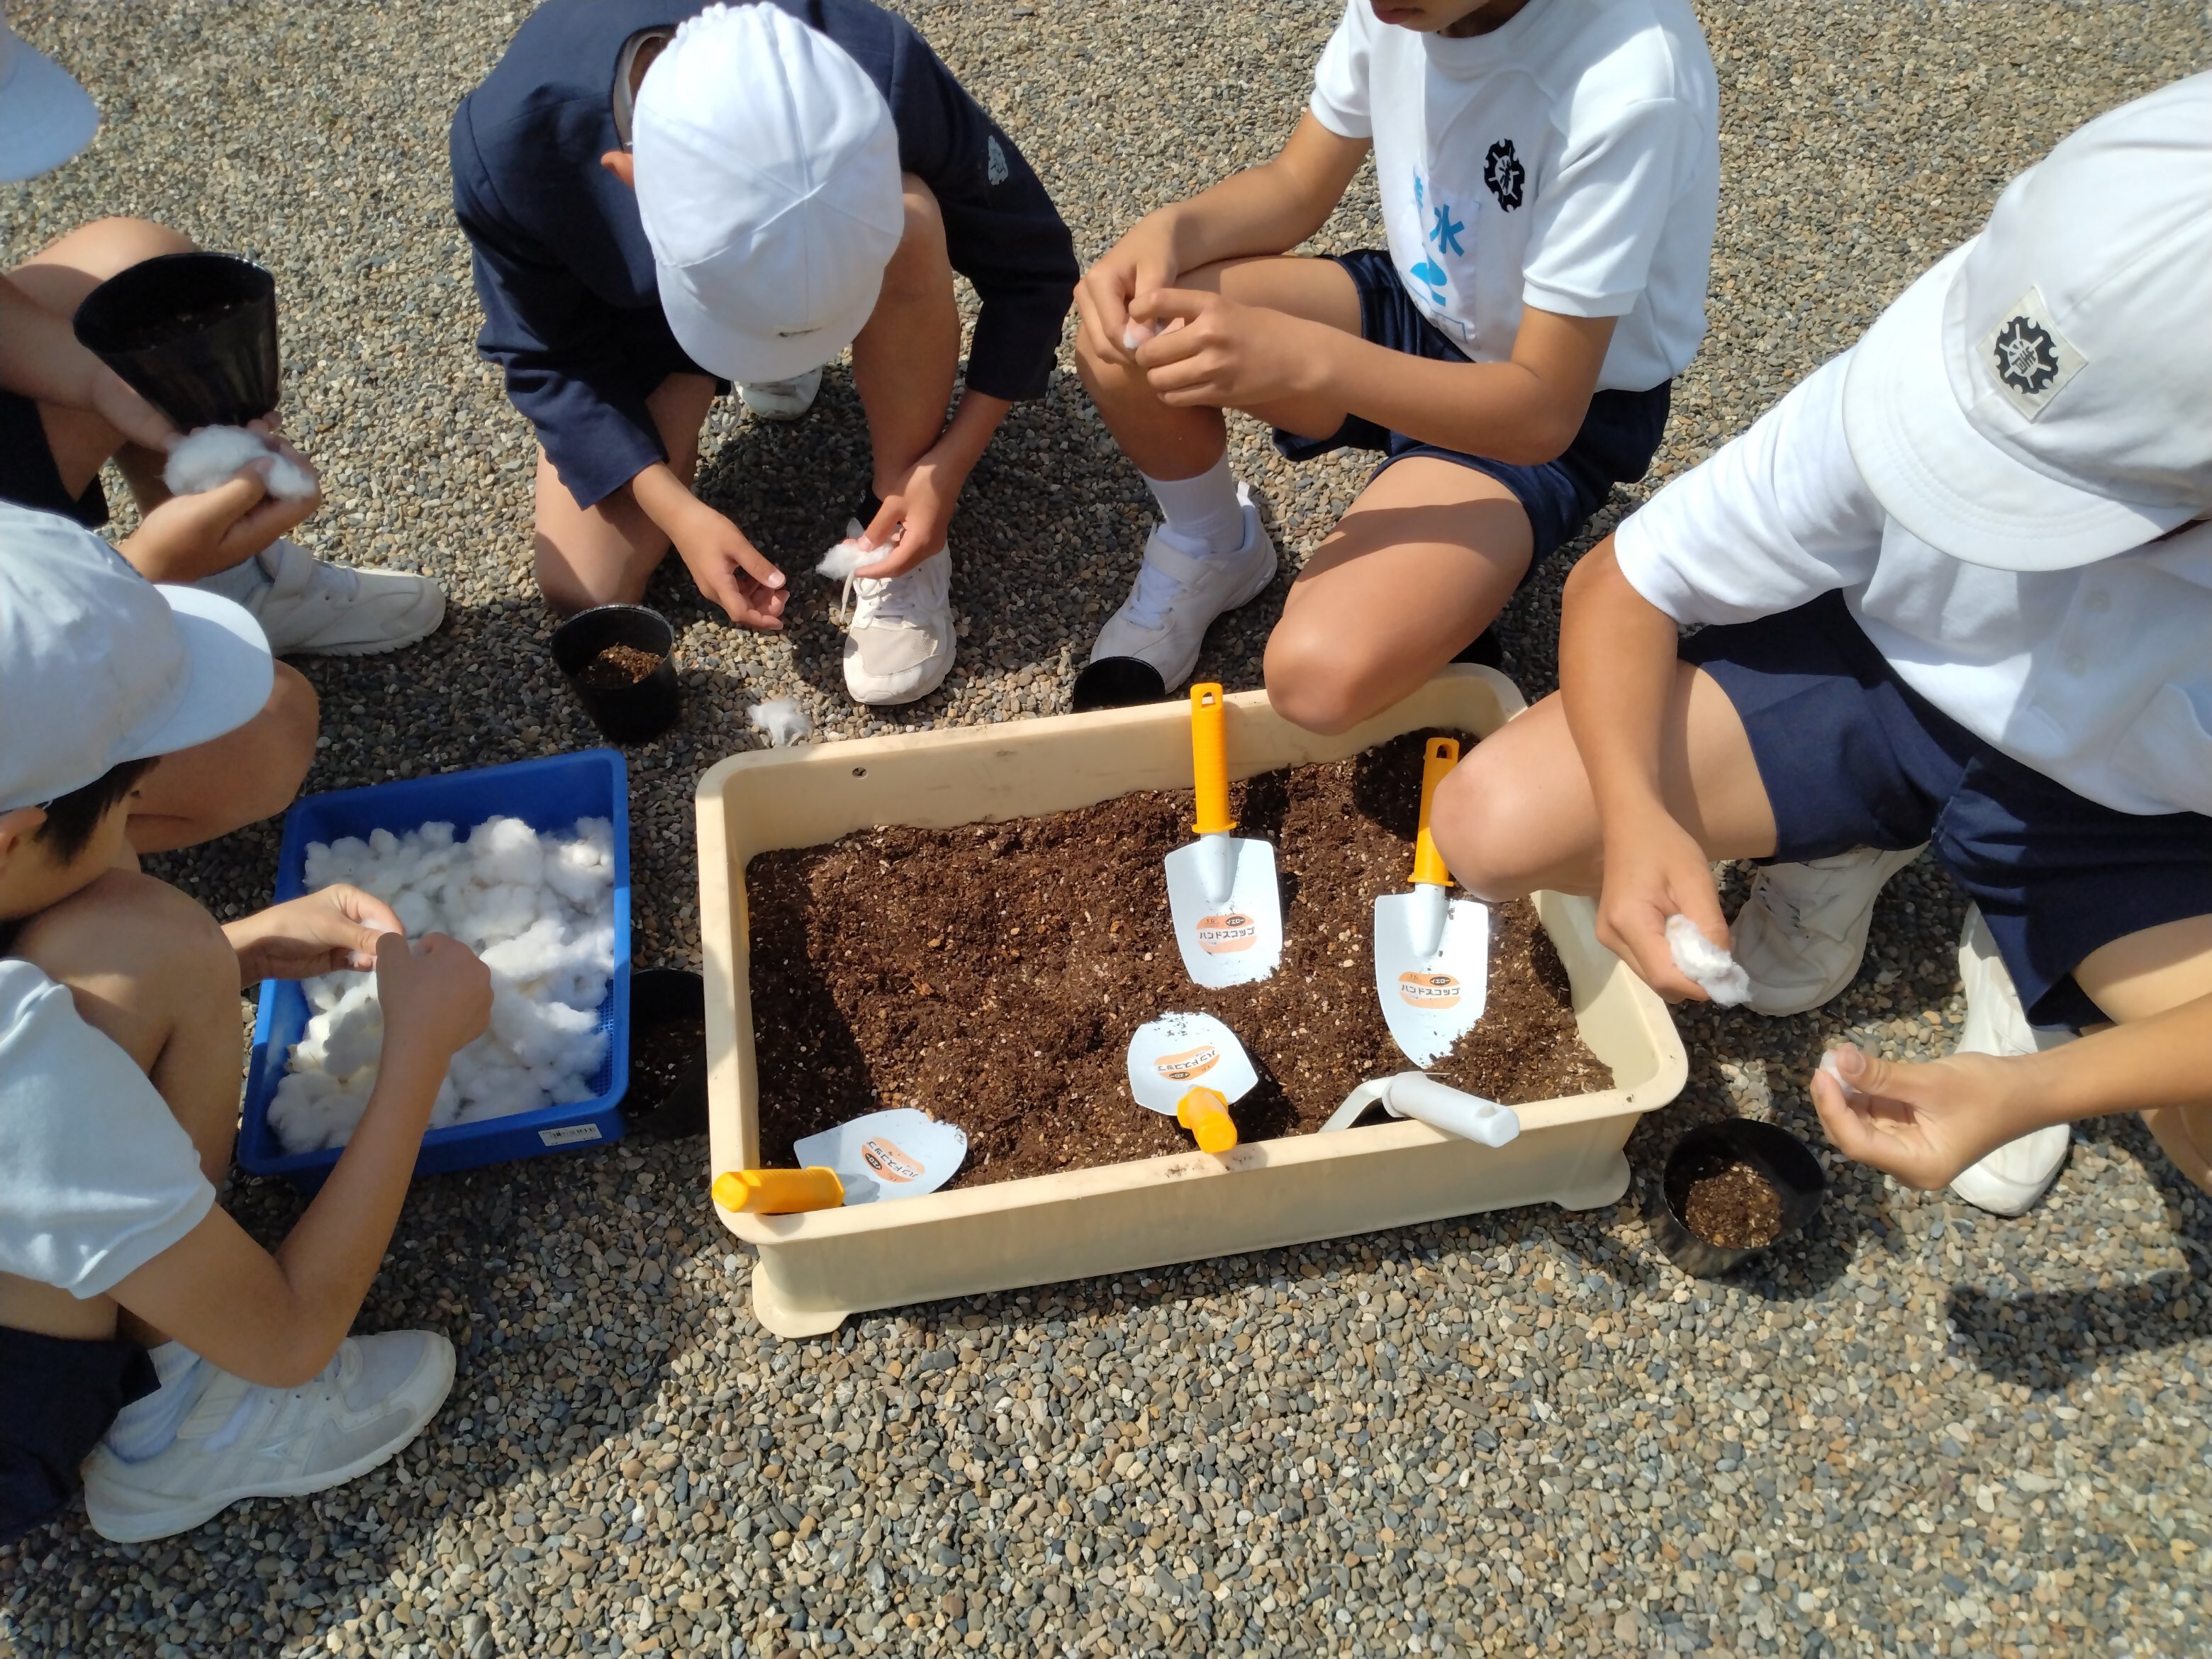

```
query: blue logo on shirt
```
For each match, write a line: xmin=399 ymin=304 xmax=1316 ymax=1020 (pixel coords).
xmin=1408 ymin=173 xmax=1453 ymax=308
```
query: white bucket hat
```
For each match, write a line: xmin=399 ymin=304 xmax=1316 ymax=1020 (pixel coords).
xmin=0 ymin=1 xmax=98 ymax=182
xmin=632 ymin=2 xmax=905 ymax=385
xmin=0 ymin=504 xmax=274 ymax=815
xmin=1843 ymin=72 xmax=2212 ymax=571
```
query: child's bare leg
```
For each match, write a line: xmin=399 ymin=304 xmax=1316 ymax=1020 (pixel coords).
xmin=2074 ymin=916 xmax=2212 ymax=1193
xmin=6 ymin=216 xmax=197 ymax=506
xmin=532 ymin=370 xmax=717 ymax=613
xmin=128 ymin=664 xmax=319 ymax=854
xmin=1432 ymin=667 xmax=1778 ymax=900
xmin=849 ymin=177 xmax=959 ymax=503
xmin=1074 ymin=255 xmax=1363 ymax=480
xmin=1263 ymin=459 xmax=1531 ymax=734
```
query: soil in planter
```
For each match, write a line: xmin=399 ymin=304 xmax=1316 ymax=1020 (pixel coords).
xmin=576 ymin=642 xmax=664 ymax=690
xmin=1668 ymin=1155 xmax=1783 ymax=1249
xmin=745 ymin=731 xmax=1613 ymax=1188
xmin=632 ymin=1014 xmax=705 ymax=1102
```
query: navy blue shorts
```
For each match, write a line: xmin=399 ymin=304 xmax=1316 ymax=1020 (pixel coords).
xmin=0 ymin=1324 xmax=153 ymax=1544
xmin=0 ymin=386 xmax=108 ymax=527
xmin=1272 ymin=247 xmax=1671 ymax=567
xmin=1682 ymin=591 xmax=2212 ymax=1030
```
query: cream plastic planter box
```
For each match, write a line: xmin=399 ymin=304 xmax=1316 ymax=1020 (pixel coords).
xmin=696 ymin=668 xmax=1686 ymax=1338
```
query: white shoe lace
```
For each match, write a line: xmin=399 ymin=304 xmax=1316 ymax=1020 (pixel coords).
xmin=842 ymin=569 xmax=927 ymax=630
xmin=1124 ymin=557 xmax=1188 ymax=632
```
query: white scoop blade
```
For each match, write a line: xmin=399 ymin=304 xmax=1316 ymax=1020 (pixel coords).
xmin=1164 ymin=832 xmax=1283 ymax=988
xmin=1126 ymin=1012 xmax=1257 ymax=1115
xmin=1372 ymin=888 xmax=1490 ymax=1067
xmin=793 ymin=1108 xmax=966 ymax=1206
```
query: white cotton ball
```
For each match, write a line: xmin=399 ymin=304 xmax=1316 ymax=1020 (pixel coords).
xmin=268 ymin=1068 xmax=341 ymax=1155
xmin=428 ymin=1077 xmax=462 ymax=1131
xmin=393 ymin=889 xmax=437 ymax=939
xmin=164 ymin=426 xmax=317 ymax=502
xmin=1122 ymin=320 xmax=1161 ymax=352
xmin=469 ymin=816 xmax=544 ymax=887
xmin=747 ymin=698 xmax=812 ymax=749
xmin=544 ymin=824 xmax=615 ymax=907
xmin=1665 ymin=915 xmax=1751 ymax=1007
xmin=815 ymin=539 xmax=873 ymax=581
xmin=303 ymin=973 xmax=349 ymax=1015
xmin=320 ymin=984 xmax=386 ymax=1078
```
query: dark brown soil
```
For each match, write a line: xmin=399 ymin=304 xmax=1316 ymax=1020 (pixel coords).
xmin=1669 ymin=1156 xmax=1783 ymax=1249
xmin=576 ymin=642 xmax=664 ymax=689
xmin=745 ymin=732 xmax=1613 ymax=1188
xmin=632 ymin=1014 xmax=705 ymax=1101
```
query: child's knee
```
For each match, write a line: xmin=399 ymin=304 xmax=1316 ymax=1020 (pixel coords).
xmin=52 ymin=217 xmax=196 ymax=283
xmin=880 ymin=177 xmax=950 ymax=305
xmin=253 ymin=666 xmax=320 ymax=813
xmin=1263 ymin=627 xmax=1378 ymax=737
xmin=1429 ymin=754 xmax=1546 ymax=901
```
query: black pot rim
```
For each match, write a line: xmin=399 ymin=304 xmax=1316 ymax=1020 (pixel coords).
xmin=1649 ymin=1118 xmax=1828 ymax=1275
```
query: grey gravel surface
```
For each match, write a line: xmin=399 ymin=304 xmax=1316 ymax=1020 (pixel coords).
xmin=6 ymin=2 xmax=2212 ymax=1656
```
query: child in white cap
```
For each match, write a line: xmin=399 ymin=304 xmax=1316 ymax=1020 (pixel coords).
xmin=1431 ymin=74 xmax=2212 ymax=1217
xmin=1073 ymin=0 xmax=1719 ymax=714
xmin=452 ymin=0 xmax=1076 ymax=705
xmin=0 ymin=503 xmax=493 ymax=1543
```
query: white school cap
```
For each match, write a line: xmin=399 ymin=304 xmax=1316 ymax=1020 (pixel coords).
xmin=1843 ymin=72 xmax=2212 ymax=571
xmin=0 ymin=1 xmax=98 ymax=182
xmin=0 ymin=504 xmax=273 ymax=815
xmin=632 ymin=2 xmax=905 ymax=384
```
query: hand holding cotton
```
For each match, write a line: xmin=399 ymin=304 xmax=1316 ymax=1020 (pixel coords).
xmin=163 ymin=425 xmax=318 ymax=501
xmin=1665 ymin=914 xmax=1751 ymax=1005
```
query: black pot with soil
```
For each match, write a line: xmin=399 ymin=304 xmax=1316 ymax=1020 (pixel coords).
xmin=1648 ymin=1118 xmax=1827 ymax=1276
xmin=624 ymin=968 xmax=708 ymax=1140
xmin=552 ymin=605 xmax=680 ymax=744
xmin=74 ymin=252 xmax=281 ymax=430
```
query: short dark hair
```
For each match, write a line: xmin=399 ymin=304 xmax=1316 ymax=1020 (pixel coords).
xmin=34 ymin=758 xmax=158 ymax=862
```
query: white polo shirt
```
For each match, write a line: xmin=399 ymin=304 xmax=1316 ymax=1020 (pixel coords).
xmin=0 ymin=959 xmax=215 ymax=1299
xmin=1309 ymin=0 xmax=1718 ymax=392
xmin=1615 ymin=347 xmax=2212 ymax=820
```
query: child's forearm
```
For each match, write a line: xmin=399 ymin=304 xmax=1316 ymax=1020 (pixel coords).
xmin=1163 ymin=116 xmax=1369 ymax=270
xmin=1559 ymin=540 xmax=1682 ymax=837
xmin=628 ymin=461 xmax=700 ymax=540
xmin=0 ymin=275 xmax=96 ymax=406
xmin=2003 ymin=992 xmax=2212 ymax=1127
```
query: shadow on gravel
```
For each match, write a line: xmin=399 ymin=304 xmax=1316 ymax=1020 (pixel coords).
xmin=1943 ymin=1115 xmax=2212 ymax=1392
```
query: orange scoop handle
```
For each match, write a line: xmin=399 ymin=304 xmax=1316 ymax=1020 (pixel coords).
xmin=713 ymin=1168 xmax=845 ymax=1214
xmin=1410 ymin=736 xmax=1460 ymax=888
xmin=1176 ymin=1085 xmax=1239 ymax=1154
xmin=1190 ymin=683 xmax=1235 ymax=837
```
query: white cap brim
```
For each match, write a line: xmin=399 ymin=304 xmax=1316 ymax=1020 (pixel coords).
xmin=0 ymin=34 xmax=98 ymax=183
xmin=114 ymin=586 xmax=274 ymax=767
xmin=657 ymin=257 xmax=881 ymax=386
xmin=1842 ymin=248 xmax=2191 ymax=572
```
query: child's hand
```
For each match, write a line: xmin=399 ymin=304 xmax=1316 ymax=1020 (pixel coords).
xmin=1594 ymin=812 xmax=1728 ymax=1001
xmin=374 ymin=932 xmax=493 ymax=1059
xmin=1811 ymin=1044 xmax=2033 ymax=1189
xmin=120 ymin=461 xmax=322 ymax=583
xmin=1077 ymin=217 xmax=1182 ymax=364
xmin=228 ymin=885 xmax=406 ymax=983
xmin=1130 ymin=290 xmax=1319 ymax=409
xmin=84 ymin=362 xmax=179 ymax=454
xmin=670 ymin=501 xmax=787 ymax=630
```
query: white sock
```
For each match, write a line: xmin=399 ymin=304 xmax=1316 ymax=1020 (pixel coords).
xmin=104 ymin=1341 xmax=203 ymax=1463
xmin=1142 ymin=457 xmax=1245 ymax=557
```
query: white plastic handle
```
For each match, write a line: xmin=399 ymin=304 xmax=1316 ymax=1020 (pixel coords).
xmin=1385 ymin=1073 xmax=1521 ymax=1148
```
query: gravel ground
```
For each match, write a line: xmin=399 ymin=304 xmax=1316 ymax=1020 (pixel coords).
xmin=6 ymin=3 xmax=2212 ymax=1656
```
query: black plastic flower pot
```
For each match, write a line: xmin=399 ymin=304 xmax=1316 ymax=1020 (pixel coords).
xmin=550 ymin=605 xmax=680 ymax=745
xmin=72 ymin=252 xmax=280 ymax=430
xmin=623 ymin=968 xmax=708 ymax=1141
xmin=1647 ymin=1118 xmax=1828 ymax=1277
xmin=1071 ymin=655 xmax=1169 ymax=714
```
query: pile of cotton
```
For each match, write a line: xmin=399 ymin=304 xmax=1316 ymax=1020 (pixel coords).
xmin=267 ymin=815 xmax=617 ymax=1155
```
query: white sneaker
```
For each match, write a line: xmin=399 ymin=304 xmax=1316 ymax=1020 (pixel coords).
xmin=1948 ymin=905 xmax=2074 ymax=1217
xmin=196 ymin=537 xmax=445 ymax=657
xmin=738 ymin=368 xmax=822 ymax=422
xmin=1730 ymin=844 xmax=1926 ymax=1015
xmin=81 ymin=1331 xmax=454 ymax=1542
xmin=837 ymin=533 xmax=954 ymax=705
xmin=1089 ymin=484 xmax=1276 ymax=693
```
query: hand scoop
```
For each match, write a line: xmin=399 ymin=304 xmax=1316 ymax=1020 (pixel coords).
xmin=711 ymin=1107 xmax=967 ymax=1213
xmin=1322 ymin=1073 xmax=1521 ymax=1146
xmin=1163 ymin=683 xmax=1283 ymax=988
xmin=1127 ymin=1012 xmax=1258 ymax=1154
xmin=1373 ymin=736 xmax=1490 ymax=1066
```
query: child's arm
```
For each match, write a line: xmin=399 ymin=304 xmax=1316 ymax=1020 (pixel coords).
xmin=0 ymin=274 xmax=175 ymax=454
xmin=1076 ymin=114 xmax=1369 ymax=365
xmin=1813 ymin=993 xmax=2212 ymax=1189
xmin=1558 ymin=536 xmax=1728 ymax=1000
xmin=101 ymin=934 xmax=491 ymax=1387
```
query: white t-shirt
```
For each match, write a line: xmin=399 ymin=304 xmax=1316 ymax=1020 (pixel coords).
xmin=1615 ymin=348 xmax=2212 ymax=820
xmin=0 ymin=959 xmax=215 ymax=1300
xmin=1309 ymin=0 xmax=1719 ymax=392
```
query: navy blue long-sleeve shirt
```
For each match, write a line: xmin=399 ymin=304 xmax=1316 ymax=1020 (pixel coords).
xmin=450 ymin=0 xmax=1076 ymax=510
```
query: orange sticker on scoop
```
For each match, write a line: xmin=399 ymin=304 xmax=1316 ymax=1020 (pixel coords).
xmin=1397 ymin=971 xmax=1462 ymax=1009
xmin=861 ymin=1137 xmax=923 ymax=1183
xmin=1195 ymin=912 xmax=1258 ymax=954
xmin=1155 ymin=1045 xmax=1221 ymax=1083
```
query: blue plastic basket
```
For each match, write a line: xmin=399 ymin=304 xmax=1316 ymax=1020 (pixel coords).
xmin=240 ymin=749 xmax=631 ymax=1188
